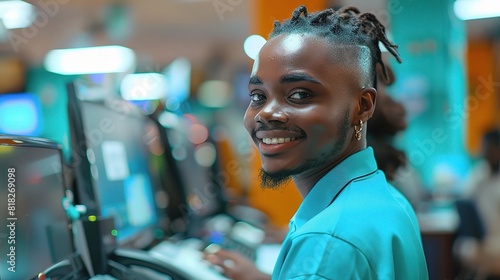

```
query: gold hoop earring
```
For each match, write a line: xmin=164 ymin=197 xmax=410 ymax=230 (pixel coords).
xmin=354 ymin=120 xmax=364 ymax=141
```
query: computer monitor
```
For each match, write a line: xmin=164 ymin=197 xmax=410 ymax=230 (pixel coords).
xmin=159 ymin=112 xmax=227 ymax=237
xmin=147 ymin=116 xmax=189 ymax=235
xmin=0 ymin=136 xmax=73 ymax=280
xmin=0 ymin=92 xmax=43 ymax=136
xmin=66 ymin=81 xmax=188 ymax=248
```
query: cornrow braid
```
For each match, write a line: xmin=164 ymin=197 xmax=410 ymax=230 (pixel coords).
xmin=271 ymin=5 xmax=401 ymax=85
xmin=291 ymin=5 xmax=308 ymax=22
xmin=310 ymin=9 xmax=334 ymax=25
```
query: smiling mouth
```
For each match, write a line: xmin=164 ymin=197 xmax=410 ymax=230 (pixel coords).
xmin=261 ymin=137 xmax=298 ymax=145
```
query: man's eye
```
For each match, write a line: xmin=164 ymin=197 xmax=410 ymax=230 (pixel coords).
xmin=289 ymin=91 xmax=310 ymax=100
xmin=249 ymin=93 xmax=265 ymax=102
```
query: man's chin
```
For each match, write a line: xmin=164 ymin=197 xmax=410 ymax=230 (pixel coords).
xmin=259 ymin=168 xmax=292 ymax=190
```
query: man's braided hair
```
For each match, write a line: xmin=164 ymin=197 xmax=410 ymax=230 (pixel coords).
xmin=270 ymin=5 xmax=401 ymax=86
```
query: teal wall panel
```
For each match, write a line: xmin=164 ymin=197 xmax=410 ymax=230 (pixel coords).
xmin=389 ymin=0 xmax=469 ymax=192
xmin=26 ymin=67 xmax=76 ymax=162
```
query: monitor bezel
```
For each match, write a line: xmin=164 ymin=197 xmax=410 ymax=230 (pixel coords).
xmin=0 ymin=135 xmax=76 ymax=279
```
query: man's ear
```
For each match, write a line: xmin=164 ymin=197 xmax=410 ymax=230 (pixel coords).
xmin=356 ymin=87 xmax=377 ymax=120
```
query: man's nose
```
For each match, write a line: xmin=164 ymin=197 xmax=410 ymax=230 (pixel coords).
xmin=254 ymin=101 xmax=288 ymax=123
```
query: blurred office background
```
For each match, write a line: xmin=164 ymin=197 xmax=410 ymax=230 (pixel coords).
xmin=0 ymin=0 xmax=499 ymax=279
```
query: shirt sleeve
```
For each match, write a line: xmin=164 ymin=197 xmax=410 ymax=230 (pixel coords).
xmin=277 ymin=233 xmax=378 ymax=280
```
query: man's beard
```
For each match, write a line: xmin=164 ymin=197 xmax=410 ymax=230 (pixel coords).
xmin=258 ymin=112 xmax=351 ymax=190
xmin=259 ymin=168 xmax=292 ymax=190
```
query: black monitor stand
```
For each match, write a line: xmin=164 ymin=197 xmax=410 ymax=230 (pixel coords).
xmin=73 ymin=215 xmax=192 ymax=279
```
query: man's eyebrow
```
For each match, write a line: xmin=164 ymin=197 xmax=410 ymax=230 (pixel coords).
xmin=248 ymin=76 xmax=263 ymax=85
xmin=280 ymin=73 xmax=321 ymax=84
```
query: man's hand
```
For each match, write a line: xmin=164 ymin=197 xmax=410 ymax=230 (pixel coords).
xmin=203 ymin=244 xmax=271 ymax=280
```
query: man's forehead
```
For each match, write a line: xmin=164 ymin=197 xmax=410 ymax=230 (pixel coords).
xmin=259 ymin=34 xmax=370 ymax=68
xmin=269 ymin=33 xmax=369 ymax=54
xmin=253 ymin=35 xmax=371 ymax=81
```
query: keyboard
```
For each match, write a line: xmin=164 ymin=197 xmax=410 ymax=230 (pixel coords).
xmin=149 ymin=240 xmax=229 ymax=280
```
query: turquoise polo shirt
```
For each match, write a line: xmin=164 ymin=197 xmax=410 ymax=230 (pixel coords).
xmin=272 ymin=147 xmax=428 ymax=280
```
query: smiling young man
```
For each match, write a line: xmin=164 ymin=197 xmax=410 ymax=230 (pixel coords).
xmin=205 ymin=5 xmax=428 ymax=280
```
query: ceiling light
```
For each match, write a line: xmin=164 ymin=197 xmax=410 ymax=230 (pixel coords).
xmin=454 ymin=0 xmax=500 ymax=20
xmin=120 ymin=73 xmax=167 ymax=101
xmin=243 ymin=34 xmax=266 ymax=60
xmin=0 ymin=1 xmax=35 ymax=29
xmin=44 ymin=45 xmax=136 ymax=75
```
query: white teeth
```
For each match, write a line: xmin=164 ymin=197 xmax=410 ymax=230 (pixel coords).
xmin=262 ymin=137 xmax=296 ymax=145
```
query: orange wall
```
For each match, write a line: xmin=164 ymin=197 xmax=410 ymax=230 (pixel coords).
xmin=466 ymin=41 xmax=499 ymax=155
xmin=251 ymin=1 xmax=327 ymax=38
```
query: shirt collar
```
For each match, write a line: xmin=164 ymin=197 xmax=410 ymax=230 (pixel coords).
xmin=291 ymin=147 xmax=378 ymax=229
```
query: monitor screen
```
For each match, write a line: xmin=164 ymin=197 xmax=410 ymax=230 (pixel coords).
xmin=66 ymin=80 xmax=175 ymax=248
xmin=79 ymin=99 xmax=159 ymax=245
xmin=0 ymin=93 xmax=43 ymax=136
xmin=0 ymin=136 xmax=73 ymax=280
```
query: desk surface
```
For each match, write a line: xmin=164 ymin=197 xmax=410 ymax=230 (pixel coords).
xmin=417 ymin=200 xmax=459 ymax=280
xmin=416 ymin=200 xmax=459 ymax=234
